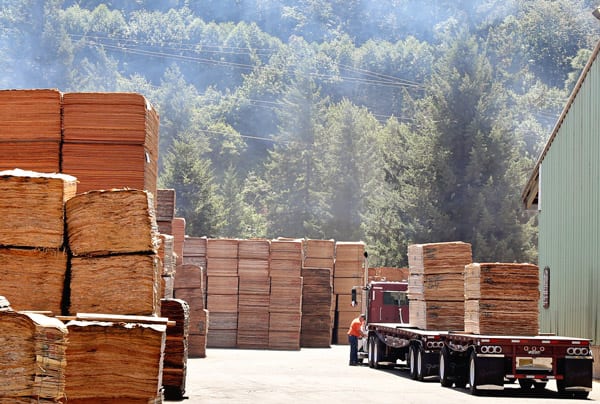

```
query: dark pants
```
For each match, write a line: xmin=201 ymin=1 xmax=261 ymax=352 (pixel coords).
xmin=348 ymin=335 xmax=358 ymax=364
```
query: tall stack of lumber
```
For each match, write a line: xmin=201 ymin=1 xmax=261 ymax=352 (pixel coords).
xmin=300 ymin=239 xmax=334 ymax=348
xmin=61 ymin=92 xmax=159 ymax=198
xmin=64 ymin=315 xmax=166 ymax=403
xmin=407 ymin=242 xmax=472 ymax=330
xmin=183 ymin=236 xmax=208 ymax=294
xmin=0 ymin=169 xmax=77 ymax=315
xmin=65 ymin=189 xmax=161 ymax=316
xmin=156 ymin=189 xmax=177 ymax=299
xmin=160 ymin=298 xmax=190 ymax=400
xmin=206 ymin=238 xmax=239 ymax=348
xmin=237 ymin=239 xmax=271 ymax=349
xmin=464 ymin=262 xmax=540 ymax=335
xmin=157 ymin=216 xmax=186 ymax=266
xmin=368 ymin=267 xmax=409 ymax=282
xmin=174 ymin=263 xmax=208 ymax=357
xmin=268 ymin=239 xmax=303 ymax=350
xmin=0 ymin=311 xmax=68 ymax=403
xmin=333 ymin=241 xmax=365 ymax=344
xmin=0 ymin=89 xmax=62 ymax=172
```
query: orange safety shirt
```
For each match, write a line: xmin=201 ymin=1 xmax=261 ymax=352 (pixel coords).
xmin=347 ymin=317 xmax=364 ymax=337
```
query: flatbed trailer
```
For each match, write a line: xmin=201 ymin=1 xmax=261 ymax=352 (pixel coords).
xmin=364 ymin=323 xmax=593 ymax=398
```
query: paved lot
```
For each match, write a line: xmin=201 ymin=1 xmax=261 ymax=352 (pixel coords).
xmin=181 ymin=345 xmax=600 ymax=403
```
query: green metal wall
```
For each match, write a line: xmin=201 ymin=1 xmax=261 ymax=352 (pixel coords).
xmin=538 ymin=54 xmax=600 ymax=342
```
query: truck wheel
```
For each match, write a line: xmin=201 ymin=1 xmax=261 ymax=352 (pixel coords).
xmin=468 ymin=352 xmax=481 ymax=395
xmin=409 ymin=345 xmax=418 ymax=380
xmin=557 ymin=380 xmax=589 ymax=399
xmin=439 ymin=346 xmax=452 ymax=387
xmin=416 ymin=347 xmax=425 ymax=381
xmin=367 ymin=336 xmax=374 ymax=368
xmin=373 ymin=338 xmax=384 ymax=369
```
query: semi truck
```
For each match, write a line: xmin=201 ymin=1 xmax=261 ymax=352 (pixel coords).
xmin=353 ymin=280 xmax=594 ymax=399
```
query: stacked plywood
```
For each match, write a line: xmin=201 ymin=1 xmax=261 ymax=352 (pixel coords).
xmin=464 ymin=262 xmax=540 ymax=335
xmin=0 ymin=89 xmax=62 ymax=172
xmin=300 ymin=267 xmax=333 ymax=347
xmin=158 ymin=234 xmax=176 ymax=299
xmin=66 ymin=189 xmax=161 ymax=316
xmin=183 ymin=236 xmax=208 ymax=288
xmin=268 ymin=239 xmax=303 ymax=350
xmin=333 ymin=242 xmax=365 ymax=344
xmin=237 ymin=239 xmax=271 ymax=349
xmin=206 ymin=238 xmax=239 ymax=348
xmin=0 ymin=170 xmax=77 ymax=315
xmin=0 ymin=311 xmax=67 ymax=403
xmin=156 ymin=189 xmax=176 ymax=222
xmin=303 ymin=239 xmax=335 ymax=335
xmin=408 ymin=242 xmax=472 ymax=330
xmin=174 ymin=264 xmax=208 ymax=357
xmin=158 ymin=217 xmax=186 ymax=266
xmin=61 ymin=92 xmax=159 ymax=197
xmin=64 ymin=317 xmax=166 ymax=403
xmin=161 ymin=298 xmax=190 ymax=400
xmin=368 ymin=267 xmax=409 ymax=282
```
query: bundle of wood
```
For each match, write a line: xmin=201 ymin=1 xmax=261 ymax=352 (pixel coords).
xmin=61 ymin=92 xmax=159 ymax=197
xmin=332 ymin=242 xmax=365 ymax=344
xmin=300 ymin=267 xmax=333 ymax=347
xmin=0 ymin=89 xmax=62 ymax=172
xmin=207 ymin=238 xmax=239 ymax=259
xmin=64 ymin=316 xmax=166 ymax=403
xmin=183 ymin=235 xmax=207 ymax=272
xmin=408 ymin=242 xmax=472 ymax=330
xmin=160 ymin=298 xmax=190 ymax=400
xmin=268 ymin=276 xmax=302 ymax=350
xmin=368 ymin=267 xmax=409 ymax=282
xmin=464 ymin=263 xmax=540 ymax=335
xmin=237 ymin=309 xmax=269 ymax=349
xmin=206 ymin=288 xmax=238 ymax=348
xmin=69 ymin=254 xmax=161 ymax=316
xmin=238 ymin=238 xmax=270 ymax=260
xmin=158 ymin=234 xmax=176 ymax=299
xmin=303 ymin=239 xmax=335 ymax=270
xmin=0 ymin=311 xmax=67 ymax=403
xmin=0 ymin=169 xmax=77 ymax=249
xmin=156 ymin=189 xmax=176 ymax=222
xmin=269 ymin=239 xmax=302 ymax=277
xmin=0 ymin=248 xmax=67 ymax=314
xmin=66 ymin=189 xmax=159 ymax=257
xmin=173 ymin=264 xmax=208 ymax=357
xmin=156 ymin=217 xmax=186 ymax=266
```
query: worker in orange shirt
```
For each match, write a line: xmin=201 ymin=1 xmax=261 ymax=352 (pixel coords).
xmin=347 ymin=314 xmax=366 ymax=366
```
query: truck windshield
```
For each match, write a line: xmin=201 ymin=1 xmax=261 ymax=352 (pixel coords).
xmin=383 ymin=291 xmax=408 ymax=306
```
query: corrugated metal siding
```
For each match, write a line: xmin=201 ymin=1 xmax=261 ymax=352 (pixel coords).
xmin=538 ymin=54 xmax=600 ymax=342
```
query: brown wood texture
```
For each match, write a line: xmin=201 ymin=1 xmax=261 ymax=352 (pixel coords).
xmin=206 ymin=294 xmax=238 ymax=312
xmin=300 ymin=314 xmax=332 ymax=348
xmin=409 ymin=299 xmax=465 ymax=331
xmin=269 ymin=239 xmax=302 ymax=261
xmin=408 ymin=241 xmax=472 ymax=275
xmin=269 ymin=258 xmax=302 ymax=277
xmin=206 ymin=238 xmax=239 ymax=258
xmin=303 ymin=257 xmax=334 ymax=270
xmin=173 ymin=289 xmax=206 ymax=333
xmin=268 ymin=330 xmax=301 ymax=350
xmin=0 ymin=247 xmax=67 ymax=314
xmin=368 ymin=267 xmax=409 ymax=282
xmin=65 ymin=320 xmax=165 ymax=402
xmin=0 ymin=311 xmax=67 ymax=402
xmin=237 ymin=309 xmax=270 ymax=349
xmin=269 ymin=311 xmax=302 ymax=332
xmin=160 ymin=298 xmax=190 ymax=339
xmin=0 ymin=89 xmax=62 ymax=141
xmin=66 ymin=189 xmax=159 ymax=257
xmin=161 ymin=274 xmax=174 ymax=299
xmin=333 ymin=276 xmax=362 ymax=295
xmin=188 ymin=334 xmax=207 ymax=358
xmin=269 ymin=276 xmax=302 ymax=312
xmin=183 ymin=236 xmax=207 ymax=257
xmin=0 ymin=141 xmax=60 ymax=172
xmin=156 ymin=189 xmax=176 ymax=221
xmin=303 ymin=239 xmax=335 ymax=258
xmin=238 ymin=239 xmax=270 ymax=260
xmin=208 ymin=312 xmax=238 ymax=330
xmin=206 ymin=257 xmax=238 ymax=277
xmin=207 ymin=275 xmax=239 ymax=295
xmin=174 ymin=264 xmax=204 ymax=290
xmin=238 ymin=258 xmax=269 ymax=277
xmin=171 ymin=217 xmax=186 ymax=265
xmin=207 ymin=329 xmax=237 ymax=348
xmin=334 ymin=241 xmax=365 ymax=262
xmin=408 ymin=273 xmax=465 ymax=301
xmin=464 ymin=262 xmax=540 ymax=301
xmin=158 ymin=234 xmax=176 ymax=275
xmin=69 ymin=254 xmax=160 ymax=316
xmin=238 ymin=275 xmax=270 ymax=295
xmin=465 ymin=299 xmax=539 ymax=335
xmin=333 ymin=260 xmax=363 ymax=278
xmin=0 ymin=169 xmax=77 ymax=249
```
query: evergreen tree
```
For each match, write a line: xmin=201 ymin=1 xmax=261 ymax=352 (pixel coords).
xmin=159 ymin=132 xmax=224 ymax=237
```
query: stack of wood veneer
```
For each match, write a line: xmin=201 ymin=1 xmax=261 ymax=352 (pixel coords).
xmin=64 ymin=314 xmax=166 ymax=403
xmin=0 ymin=89 xmax=62 ymax=172
xmin=160 ymin=298 xmax=190 ymax=400
xmin=464 ymin=262 xmax=540 ymax=335
xmin=61 ymin=92 xmax=159 ymax=198
xmin=0 ymin=169 xmax=76 ymax=315
xmin=368 ymin=267 xmax=409 ymax=282
xmin=408 ymin=242 xmax=472 ymax=330
xmin=158 ymin=233 xmax=176 ymax=299
xmin=174 ymin=263 xmax=208 ymax=357
xmin=333 ymin=242 xmax=365 ymax=344
xmin=237 ymin=239 xmax=271 ymax=349
xmin=66 ymin=189 xmax=161 ymax=316
xmin=206 ymin=238 xmax=239 ymax=348
xmin=268 ymin=239 xmax=303 ymax=350
xmin=0 ymin=310 xmax=68 ymax=403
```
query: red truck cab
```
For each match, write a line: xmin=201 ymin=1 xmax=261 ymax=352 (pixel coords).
xmin=366 ymin=281 xmax=409 ymax=324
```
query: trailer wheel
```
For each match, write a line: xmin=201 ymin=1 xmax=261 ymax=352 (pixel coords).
xmin=518 ymin=379 xmax=533 ymax=390
xmin=468 ymin=351 xmax=481 ymax=395
xmin=416 ymin=347 xmax=425 ymax=381
xmin=409 ymin=345 xmax=418 ymax=380
xmin=557 ymin=380 xmax=589 ymax=399
xmin=439 ymin=346 xmax=452 ymax=387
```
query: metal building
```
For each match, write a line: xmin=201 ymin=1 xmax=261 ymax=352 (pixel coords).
xmin=522 ymin=41 xmax=600 ymax=375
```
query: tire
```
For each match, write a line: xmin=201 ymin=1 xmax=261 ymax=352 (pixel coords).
xmin=416 ymin=347 xmax=425 ymax=381
xmin=439 ymin=346 xmax=453 ymax=388
xmin=373 ymin=337 xmax=383 ymax=369
xmin=558 ymin=381 xmax=590 ymax=399
xmin=409 ymin=345 xmax=418 ymax=380
xmin=533 ymin=381 xmax=547 ymax=391
xmin=468 ymin=351 xmax=481 ymax=395
xmin=367 ymin=336 xmax=374 ymax=368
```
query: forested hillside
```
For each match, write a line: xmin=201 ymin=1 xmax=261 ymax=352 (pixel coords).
xmin=2 ymin=0 xmax=599 ymax=265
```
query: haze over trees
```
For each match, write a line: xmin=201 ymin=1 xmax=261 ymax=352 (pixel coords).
xmin=2 ymin=0 xmax=599 ymax=265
